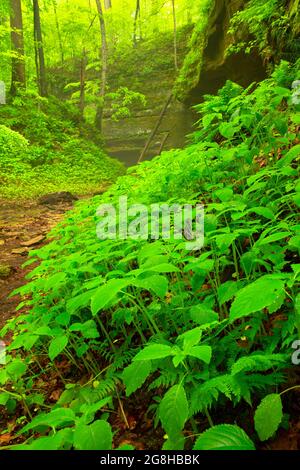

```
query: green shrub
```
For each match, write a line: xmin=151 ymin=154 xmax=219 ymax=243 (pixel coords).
xmin=0 ymin=125 xmax=29 ymax=171
xmin=0 ymin=93 xmax=124 ymax=199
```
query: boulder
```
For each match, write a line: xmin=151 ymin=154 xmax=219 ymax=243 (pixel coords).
xmin=38 ymin=192 xmax=79 ymax=206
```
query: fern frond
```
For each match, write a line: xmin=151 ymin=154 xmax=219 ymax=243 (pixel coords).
xmin=148 ymin=370 xmax=178 ymax=391
xmin=231 ymin=353 xmax=288 ymax=375
xmin=94 ymin=377 xmax=119 ymax=399
xmin=189 ymin=375 xmax=234 ymax=415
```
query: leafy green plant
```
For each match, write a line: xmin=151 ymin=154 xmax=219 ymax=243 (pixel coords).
xmin=1 ymin=61 xmax=299 ymax=450
xmin=254 ymin=385 xmax=300 ymax=442
xmin=0 ymin=92 xmax=124 ymax=199
xmin=193 ymin=424 xmax=255 ymax=451
xmin=228 ymin=0 xmax=300 ymax=64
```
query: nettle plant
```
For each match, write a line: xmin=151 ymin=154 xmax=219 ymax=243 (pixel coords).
xmin=0 ymin=61 xmax=299 ymax=450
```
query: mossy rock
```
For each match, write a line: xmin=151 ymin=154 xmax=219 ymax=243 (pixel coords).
xmin=0 ymin=264 xmax=11 ymax=279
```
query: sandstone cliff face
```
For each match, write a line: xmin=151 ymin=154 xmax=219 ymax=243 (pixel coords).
xmin=175 ymin=0 xmax=266 ymax=102
xmin=104 ymin=1 xmax=267 ymax=164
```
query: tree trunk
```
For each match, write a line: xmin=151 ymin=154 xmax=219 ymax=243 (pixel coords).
xmin=133 ymin=0 xmax=140 ymax=45
xmin=104 ymin=0 xmax=111 ymax=9
xmin=33 ymin=0 xmax=47 ymax=96
xmin=171 ymin=0 xmax=178 ymax=71
xmin=10 ymin=0 xmax=26 ymax=95
xmin=79 ymin=48 xmax=87 ymax=118
xmin=52 ymin=0 xmax=64 ymax=66
xmin=95 ymin=0 xmax=108 ymax=132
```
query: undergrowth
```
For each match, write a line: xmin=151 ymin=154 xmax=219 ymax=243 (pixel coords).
xmin=0 ymin=61 xmax=299 ymax=450
xmin=0 ymin=91 xmax=124 ymax=200
xmin=228 ymin=0 xmax=300 ymax=65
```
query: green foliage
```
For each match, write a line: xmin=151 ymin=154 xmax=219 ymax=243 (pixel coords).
xmin=159 ymin=384 xmax=188 ymax=448
xmin=0 ymin=125 xmax=30 ymax=184
xmin=15 ymin=391 xmax=113 ymax=450
xmin=254 ymin=393 xmax=283 ymax=441
xmin=228 ymin=0 xmax=300 ymax=64
xmin=0 ymin=92 xmax=124 ymax=199
xmin=193 ymin=425 xmax=256 ymax=450
xmin=230 ymin=275 xmax=286 ymax=321
xmin=1 ymin=61 xmax=299 ymax=450
xmin=105 ymin=87 xmax=147 ymax=122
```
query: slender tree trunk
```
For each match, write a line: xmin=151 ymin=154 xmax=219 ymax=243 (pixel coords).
xmin=133 ymin=0 xmax=140 ymax=45
xmin=79 ymin=48 xmax=87 ymax=118
xmin=171 ymin=0 xmax=178 ymax=71
xmin=10 ymin=0 xmax=26 ymax=95
xmin=95 ymin=0 xmax=108 ymax=131
xmin=52 ymin=0 xmax=64 ymax=66
xmin=33 ymin=0 xmax=47 ymax=96
xmin=104 ymin=0 xmax=111 ymax=9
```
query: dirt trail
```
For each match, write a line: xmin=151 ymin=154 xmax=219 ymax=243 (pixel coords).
xmin=0 ymin=198 xmax=74 ymax=330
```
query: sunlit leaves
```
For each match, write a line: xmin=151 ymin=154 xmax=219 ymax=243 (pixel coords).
xmin=159 ymin=384 xmax=188 ymax=441
xmin=230 ymin=276 xmax=286 ymax=321
xmin=194 ymin=424 xmax=255 ymax=450
xmin=254 ymin=394 xmax=283 ymax=441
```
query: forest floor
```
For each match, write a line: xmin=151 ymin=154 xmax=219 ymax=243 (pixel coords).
xmin=0 ymin=198 xmax=75 ymax=330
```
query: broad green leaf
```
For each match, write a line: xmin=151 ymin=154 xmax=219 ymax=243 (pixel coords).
xmin=188 ymin=345 xmax=212 ymax=364
xmin=230 ymin=276 xmax=285 ymax=321
xmin=177 ymin=327 xmax=202 ymax=350
xmin=133 ymin=344 xmax=173 ymax=361
xmin=134 ymin=275 xmax=168 ymax=298
xmin=48 ymin=335 xmax=68 ymax=361
xmin=190 ymin=305 xmax=219 ymax=325
xmin=159 ymin=384 xmax=188 ymax=439
xmin=0 ymin=392 xmax=9 ymax=406
xmin=277 ymin=144 xmax=300 ymax=167
xmin=45 ymin=272 xmax=67 ymax=291
xmin=141 ymin=255 xmax=169 ymax=269
xmin=34 ymin=326 xmax=53 ymax=336
xmin=74 ymin=420 xmax=112 ymax=450
xmin=202 ymin=112 xmax=222 ymax=128
xmin=66 ymin=289 xmax=97 ymax=315
xmin=172 ymin=353 xmax=186 ymax=368
xmin=194 ymin=424 xmax=255 ymax=450
xmin=249 ymin=207 xmax=275 ymax=220
xmin=18 ymin=429 xmax=73 ymax=450
xmin=138 ymin=241 xmax=165 ymax=265
xmin=214 ymin=188 xmax=233 ymax=202
xmin=215 ymin=233 xmax=237 ymax=251
xmin=217 ymin=281 xmax=240 ymax=305
xmin=70 ymin=320 xmax=99 ymax=339
xmin=6 ymin=359 xmax=27 ymax=379
xmin=122 ymin=361 xmax=152 ymax=396
xmin=145 ymin=263 xmax=180 ymax=273
xmin=56 ymin=311 xmax=71 ymax=326
xmin=255 ymin=231 xmax=290 ymax=247
xmin=162 ymin=433 xmax=185 ymax=450
xmin=21 ymin=408 xmax=76 ymax=433
xmin=254 ymin=394 xmax=283 ymax=441
xmin=219 ymin=122 xmax=237 ymax=139
xmin=91 ymin=278 xmax=130 ymax=315
xmin=80 ymin=397 xmax=112 ymax=423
